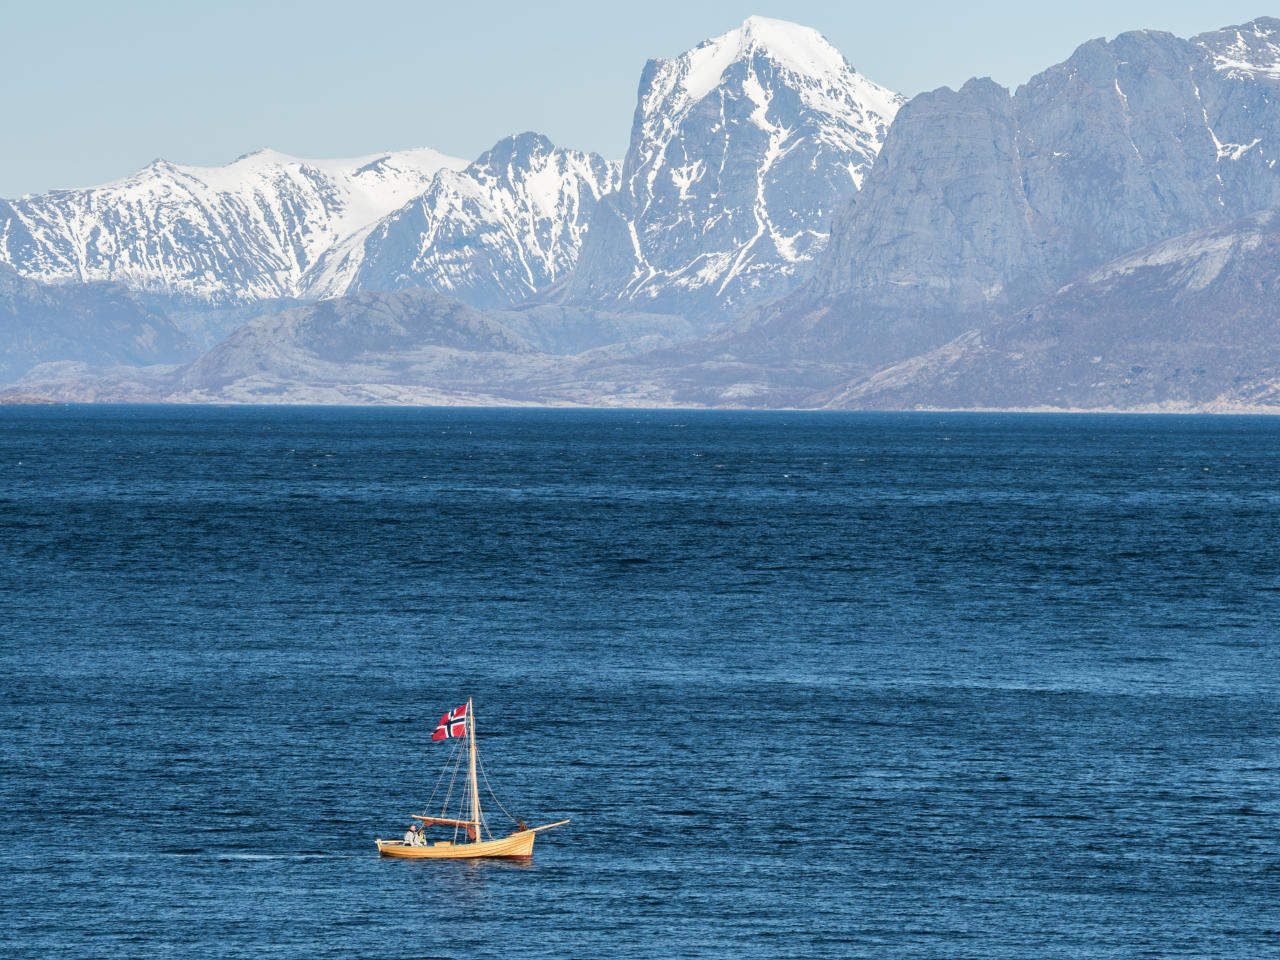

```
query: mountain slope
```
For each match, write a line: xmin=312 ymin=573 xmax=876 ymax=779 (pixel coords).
xmin=821 ymin=210 xmax=1280 ymax=410
xmin=564 ymin=16 xmax=902 ymax=323
xmin=314 ymin=133 xmax=618 ymax=308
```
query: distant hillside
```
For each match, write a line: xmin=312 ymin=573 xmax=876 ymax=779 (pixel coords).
xmin=0 ymin=264 xmax=193 ymax=383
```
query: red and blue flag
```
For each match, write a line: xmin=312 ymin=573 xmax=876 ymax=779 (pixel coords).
xmin=431 ymin=703 xmax=468 ymax=741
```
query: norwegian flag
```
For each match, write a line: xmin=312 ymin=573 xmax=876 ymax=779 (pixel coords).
xmin=431 ymin=703 xmax=468 ymax=741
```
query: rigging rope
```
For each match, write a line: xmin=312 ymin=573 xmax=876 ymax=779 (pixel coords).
xmin=417 ymin=733 xmax=524 ymax=843
xmin=424 ymin=738 xmax=463 ymax=811
xmin=477 ymin=750 xmax=521 ymax=824
xmin=438 ymin=739 xmax=466 ymax=832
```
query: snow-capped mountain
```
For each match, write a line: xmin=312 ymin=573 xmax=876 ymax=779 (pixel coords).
xmin=0 ymin=134 xmax=617 ymax=320
xmin=14 ymin=15 xmax=1280 ymax=413
xmin=0 ymin=16 xmax=899 ymax=334
xmin=0 ymin=147 xmax=465 ymax=305
xmin=311 ymin=133 xmax=619 ymax=308
xmin=565 ymin=15 xmax=903 ymax=322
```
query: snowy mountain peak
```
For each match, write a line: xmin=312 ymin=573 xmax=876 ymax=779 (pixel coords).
xmin=568 ymin=18 xmax=903 ymax=321
xmin=231 ymin=147 xmax=294 ymax=164
xmin=88 ymin=147 xmax=466 ymax=202
xmin=675 ymin=16 xmax=852 ymax=104
xmin=638 ymin=18 xmax=902 ymax=170
xmin=736 ymin=16 xmax=852 ymax=77
xmin=472 ymin=131 xmax=557 ymax=170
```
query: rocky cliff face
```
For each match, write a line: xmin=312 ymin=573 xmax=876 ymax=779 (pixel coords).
xmin=1015 ymin=23 xmax=1280 ymax=278
xmin=564 ymin=16 xmax=902 ymax=324
xmin=323 ymin=133 xmax=618 ymax=308
xmin=732 ymin=77 xmax=1044 ymax=367
xmin=756 ymin=17 xmax=1280 ymax=368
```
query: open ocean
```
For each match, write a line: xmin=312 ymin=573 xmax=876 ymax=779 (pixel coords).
xmin=1 ymin=406 xmax=1277 ymax=959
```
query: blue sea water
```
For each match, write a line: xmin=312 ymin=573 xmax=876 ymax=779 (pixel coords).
xmin=1 ymin=406 xmax=1278 ymax=959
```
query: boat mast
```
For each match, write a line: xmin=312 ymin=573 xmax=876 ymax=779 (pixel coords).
xmin=467 ymin=697 xmax=482 ymax=842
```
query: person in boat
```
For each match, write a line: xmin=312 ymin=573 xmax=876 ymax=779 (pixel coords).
xmin=404 ymin=823 xmax=423 ymax=846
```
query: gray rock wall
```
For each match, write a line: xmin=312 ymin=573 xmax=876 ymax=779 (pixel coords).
xmin=784 ymin=17 xmax=1280 ymax=369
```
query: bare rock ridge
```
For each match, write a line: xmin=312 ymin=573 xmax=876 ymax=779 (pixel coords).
xmin=155 ymin=287 xmax=702 ymax=405
xmin=173 ymin=289 xmax=545 ymax=405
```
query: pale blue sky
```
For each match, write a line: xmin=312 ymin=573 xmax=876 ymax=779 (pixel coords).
xmin=1 ymin=0 xmax=1268 ymax=196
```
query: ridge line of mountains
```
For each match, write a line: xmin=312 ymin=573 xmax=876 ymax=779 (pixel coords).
xmin=3 ymin=14 xmax=1280 ymax=410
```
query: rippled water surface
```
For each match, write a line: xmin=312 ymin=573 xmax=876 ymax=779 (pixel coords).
xmin=1 ymin=407 xmax=1278 ymax=958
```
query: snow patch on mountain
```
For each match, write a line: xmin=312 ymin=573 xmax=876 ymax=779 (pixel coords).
xmin=1196 ymin=17 xmax=1280 ymax=80
xmin=677 ymin=16 xmax=852 ymax=105
xmin=1082 ymin=209 xmax=1274 ymax=292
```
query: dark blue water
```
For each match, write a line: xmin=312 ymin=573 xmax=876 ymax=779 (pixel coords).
xmin=2 ymin=407 xmax=1278 ymax=959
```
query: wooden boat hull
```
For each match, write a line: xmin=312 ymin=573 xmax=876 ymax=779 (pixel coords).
xmin=376 ymin=830 xmax=536 ymax=859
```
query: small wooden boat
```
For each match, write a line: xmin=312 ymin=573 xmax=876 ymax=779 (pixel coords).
xmin=375 ymin=698 xmax=568 ymax=860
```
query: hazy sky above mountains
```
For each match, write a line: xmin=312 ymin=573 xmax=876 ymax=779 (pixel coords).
xmin=1 ymin=0 xmax=1266 ymax=196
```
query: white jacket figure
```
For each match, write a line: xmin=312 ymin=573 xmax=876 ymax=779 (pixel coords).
xmin=403 ymin=827 xmax=417 ymax=845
